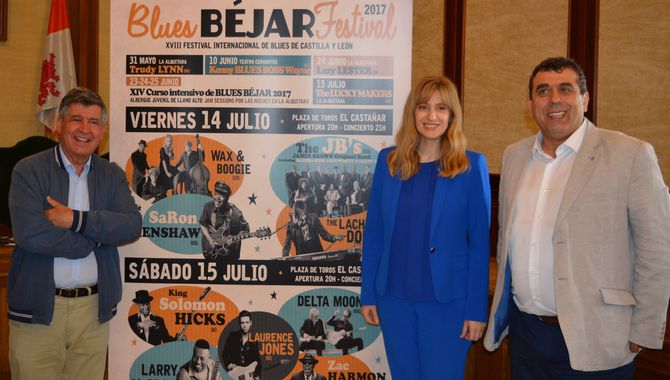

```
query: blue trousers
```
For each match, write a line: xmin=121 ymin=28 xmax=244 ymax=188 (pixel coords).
xmin=376 ymin=294 xmax=471 ymax=380
xmin=509 ymin=304 xmax=636 ymax=380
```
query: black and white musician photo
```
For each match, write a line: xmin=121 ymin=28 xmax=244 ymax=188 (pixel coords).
xmin=221 ymin=310 xmax=261 ymax=380
xmin=138 ymin=166 xmax=167 ymax=203
xmin=298 ymin=308 xmax=327 ymax=356
xmin=199 ymin=180 xmax=250 ymax=260
xmin=290 ymin=353 xmax=326 ymax=380
xmin=282 ymin=200 xmax=343 ymax=257
xmin=345 ymin=180 xmax=365 ymax=216
xmin=285 ymin=163 xmax=301 ymax=207
xmin=324 ymin=183 xmax=341 ymax=217
xmin=327 ymin=308 xmax=364 ymax=355
xmin=130 ymin=139 xmax=150 ymax=194
xmin=293 ymin=178 xmax=317 ymax=214
xmin=359 ymin=164 xmax=373 ymax=204
xmin=128 ymin=290 xmax=183 ymax=345
xmin=173 ymin=139 xmax=205 ymax=194
xmin=176 ymin=339 xmax=220 ymax=380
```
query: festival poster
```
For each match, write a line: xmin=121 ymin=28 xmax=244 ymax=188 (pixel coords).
xmin=109 ymin=1 xmax=411 ymax=379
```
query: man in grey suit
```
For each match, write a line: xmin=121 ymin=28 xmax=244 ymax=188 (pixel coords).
xmin=484 ymin=57 xmax=670 ymax=379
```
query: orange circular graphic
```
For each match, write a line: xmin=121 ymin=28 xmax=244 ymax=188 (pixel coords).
xmin=126 ymin=285 xmax=239 ymax=345
xmin=125 ymin=134 xmax=246 ymax=198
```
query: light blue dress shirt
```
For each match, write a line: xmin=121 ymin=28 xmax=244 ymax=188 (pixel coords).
xmin=53 ymin=146 xmax=98 ymax=288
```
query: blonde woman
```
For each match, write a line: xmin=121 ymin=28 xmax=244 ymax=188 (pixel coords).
xmin=158 ymin=134 xmax=176 ymax=191
xmin=360 ymin=76 xmax=491 ymax=379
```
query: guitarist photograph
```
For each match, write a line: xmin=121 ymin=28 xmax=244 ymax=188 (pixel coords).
xmin=298 ymin=308 xmax=327 ymax=356
xmin=282 ymin=200 xmax=343 ymax=257
xmin=176 ymin=339 xmax=220 ymax=380
xmin=327 ymin=308 xmax=364 ymax=355
xmin=221 ymin=310 xmax=261 ymax=380
xmin=199 ymin=181 xmax=250 ymax=260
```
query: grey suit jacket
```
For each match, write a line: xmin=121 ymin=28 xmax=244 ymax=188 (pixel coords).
xmin=484 ymin=120 xmax=670 ymax=371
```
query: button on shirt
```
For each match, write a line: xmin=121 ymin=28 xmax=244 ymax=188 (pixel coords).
xmin=509 ymin=119 xmax=587 ymax=316
xmin=53 ymin=147 xmax=98 ymax=289
xmin=137 ymin=313 xmax=153 ymax=342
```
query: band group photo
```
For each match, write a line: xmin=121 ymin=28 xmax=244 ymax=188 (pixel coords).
xmin=284 ymin=163 xmax=373 ymax=218
xmin=130 ymin=133 xmax=211 ymax=203
xmin=298 ymin=307 xmax=365 ymax=357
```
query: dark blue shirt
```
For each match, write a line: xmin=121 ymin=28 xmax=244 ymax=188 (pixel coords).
xmin=387 ymin=161 xmax=438 ymax=301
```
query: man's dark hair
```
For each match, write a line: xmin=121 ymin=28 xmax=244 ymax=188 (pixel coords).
xmin=528 ymin=57 xmax=587 ymax=99
xmin=293 ymin=200 xmax=307 ymax=217
xmin=58 ymin=87 xmax=108 ymax=124
xmin=194 ymin=339 xmax=210 ymax=350
xmin=238 ymin=310 xmax=252 ymax=320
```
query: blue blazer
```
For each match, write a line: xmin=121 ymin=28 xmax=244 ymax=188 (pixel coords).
xmin=361 ymin=148 xmax=491 ymax=321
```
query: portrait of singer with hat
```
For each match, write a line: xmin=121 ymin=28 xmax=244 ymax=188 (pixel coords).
xmin=128 ymin=289 xmax=181 ymax=345
xmin=290 ymin=353 xmax=326 ymax=380
xmin=131 ymin=138 xmax=150 ymax=194
xmin=199 ymin=180 xmax=250 ymax=260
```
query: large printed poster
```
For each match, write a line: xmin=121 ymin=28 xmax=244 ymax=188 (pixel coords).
xmin=109 ymin=1 xmax=411 ymax=379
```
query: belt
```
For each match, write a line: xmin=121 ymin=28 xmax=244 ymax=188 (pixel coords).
xmin=55 ymin=284 xmax=98 ymax=298
xmin=536 ymin=315 xmax=559 ymax=324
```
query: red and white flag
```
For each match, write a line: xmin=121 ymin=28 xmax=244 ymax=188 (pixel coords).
xmin=36 ymin=0 xmax=77 ymax=133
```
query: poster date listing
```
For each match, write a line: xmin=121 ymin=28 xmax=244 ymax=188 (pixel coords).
xmin=125 ymin=258 xmax=362 ymax=286
xmin=125 ymin=107 xmax=392 ymax=135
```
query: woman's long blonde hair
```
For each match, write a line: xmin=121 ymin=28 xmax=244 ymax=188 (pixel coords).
xmin=163 ymin=134 xmax=174 ymax=159
xmin=387 ymin=75 xmax=469 ymax=179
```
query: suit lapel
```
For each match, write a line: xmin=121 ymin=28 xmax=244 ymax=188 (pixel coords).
xmin=502 ymin=139 xmax=534 ymax=248
xmin=492 ymin=139 xmax=534 ymax=336
xmin=386 ymin=175 xmax=402 ymax=233
xmin=555 ymin=122 xmax=600 ymax=228
xmin=430 ymin=176 xmax=450 ymax=237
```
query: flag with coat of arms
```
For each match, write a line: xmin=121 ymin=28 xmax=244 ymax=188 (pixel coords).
xmin=36 ymin=0 xmax=77 ymax=133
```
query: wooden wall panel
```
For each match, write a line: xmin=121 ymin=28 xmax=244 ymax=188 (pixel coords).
xmin=461 ymin=1 xmax=569 ymax=174
xmin=412 ymin=0 xmax=445 ymax=84
xmin=0 ymin=0 xmax=7 ymax=41
xmin=68 ymin=0 xmax=99 ymax=91
xmin=568 ymin=0 xmax=599 ymax=123
xmin=443 ymin=0 xmax=465 ymax=100
xmin=597 ymin=0 xmax=670 ymax=184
